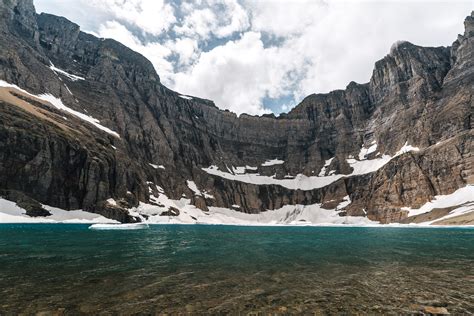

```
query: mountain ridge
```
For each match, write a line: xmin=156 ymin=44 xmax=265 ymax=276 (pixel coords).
xmin=0 ymin=0 xmax=472 ymax=225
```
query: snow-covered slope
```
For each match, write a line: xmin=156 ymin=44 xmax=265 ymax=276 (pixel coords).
xmin=0 ymin=198 xmax=118 ymax=224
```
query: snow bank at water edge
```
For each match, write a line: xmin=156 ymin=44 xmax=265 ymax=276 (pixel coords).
xmin=129 ymin=184 xmax=378 ymax=226
xmin=0 ymin=198 xmax=118 ymax=224
xmin=402 ymin=185 xmax=474 ymax=218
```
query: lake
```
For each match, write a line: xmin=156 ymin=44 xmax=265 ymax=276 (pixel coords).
xmin=0 ymin=224 xmax=473 ymax=314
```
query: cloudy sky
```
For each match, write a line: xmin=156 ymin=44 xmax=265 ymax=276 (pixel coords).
xmin=34 ymin=0 xmax=472 ymax=115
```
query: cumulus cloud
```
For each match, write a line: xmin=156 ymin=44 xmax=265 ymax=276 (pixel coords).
xmin=175 ymin=0 xmax=250 ymax=40
xmin=35 ymin=0 xmax=473 ymax=115
xmin=173 ymin=31 xmax=307 ymax=115
xmin=91 ymin=0 xmax=176 ymax=36
xmin=246 ymin=1 xmax=473 ymax=100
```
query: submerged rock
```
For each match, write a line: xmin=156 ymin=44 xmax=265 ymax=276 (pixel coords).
xmin=423 ymin=306 xmax=450 ymax=315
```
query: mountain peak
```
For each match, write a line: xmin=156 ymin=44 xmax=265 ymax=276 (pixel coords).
xmin=464 ymin=11 xmax=474 ymax=37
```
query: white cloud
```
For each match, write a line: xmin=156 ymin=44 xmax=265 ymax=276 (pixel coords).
xmin=175 ymin=0 xmax=250 ymax=40
xmin=91 ymin=0 xmax=176 ymax=36
xmin=246 ymin=1 xmax=472 ymax=100
xmin=212 ymin=0 xmax=250 ymax=38
xmin=166 ymin=38 xmax=199 ymax=67
xmin=34 ymin=0 xmax=473 ymax=115
xmin=173 ymin=31 xmax=308 ymax=115
xmin=246 ymin=0 xmax=325 ymax=37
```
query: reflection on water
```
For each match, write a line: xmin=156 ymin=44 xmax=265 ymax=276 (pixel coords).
xmin=0 ymin=224 xmax=473 ymax=314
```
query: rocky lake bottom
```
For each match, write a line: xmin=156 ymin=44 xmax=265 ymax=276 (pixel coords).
xmin=0 ymin=224 xmax=473 ymax=314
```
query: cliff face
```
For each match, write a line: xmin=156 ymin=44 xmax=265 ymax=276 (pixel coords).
xmin=0 ymin=1 xmax=472 ymax=223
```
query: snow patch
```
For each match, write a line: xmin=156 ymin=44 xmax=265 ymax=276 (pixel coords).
xmin=345 ymin=154 xmax=392 ymax=176
xmin=232 ymin=166 xmax=246 ymax=174
xmin=230 ymin=165 xmax=258 ymax=174
xmin=106 ymin=198 xmax=117 ymax=206
xmin=178 ymin=94 xmax=192 ymax=100
xmin=205 ymin=200 xmax=375 ymax=226
xmin=395 ymin=141 xmax=419 ymax=156
xmin=318 ymin=157 xmax=334 ymax=177
xmin=64 ymin=84 xmax=73 ymax=95
xmin=262 ymin=159 xmax=284 ymax=167
xmin=129 ymin=184 xmax=378 ymax=226
xmin=186 ymin=180 xmax=214 ymax=199
xmin=0 ymin=198 xmax=118 ymax=224
xmin=403 ymin=185 xmax=474 ymax=217
xmin=203 ymin=142 xmax=420 ymax=191
xmin=0 ymin=80 xmax=120 ymax=138
xmin=336 ymin=196 xmax=351 ymax=210
xmin=37 ymin=93 xmax=120 ymax=138
xmin=50 ymin=63 xmax=85 ymax=81
xmin=429 ymin=203 xmax=474 ymax=223
xmin=358 ymin=142 xmax=378 ymax=160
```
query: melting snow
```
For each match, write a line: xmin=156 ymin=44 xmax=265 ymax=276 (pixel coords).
xmin=262 ymin=159 xmax=285 ymax=167
xmin=3 ymin=184 xmax=471 ymax=226
xmin=318 ymin=157 xmax=334 ymax=176
xmin=403 ymin=185 xmax=474 ymax=217
xmin=178 ymin=94 xmax=192 ymax=100
xmin=204 ymin=202 xmax=376 ymax=226
xmin=38 ymin=93 xmax=120 ymax=138
xmin=232 ymin=166 xmax=246 ymax=174
xmin=203 ymin=156 xmax=390 ymax=191
xmin=395 ymin=141 xmax=419 ymax=156
xmin=0 ymin=80 xmax=120 ymax=138
xmin=149 ymin=163 xmax=165 ymax=169
xmin=230 ymin=166 xmax=258 ymax=174
xmin=358 ymin=142 xmax=378 ymax=160
xmin=187 ymin=180 xmax=214 ymax=199
xmin=336 ymin=196 xmax=351 ymax=210
xmin=106 ymin=198 xmax=117 ymax=206
xmin=0 ymin=198 xmax=118 ymax=224
xmin=64 ymin=84 xmax=73 ymax=95
xmin=428 ymin=203 xmax=474 ymax=224
xmin=128 ymin=183 xmax=378 ymax=226
xmin=203 ymin=142 xmax=419 ymax=191
xmin=49 ymin=63 xmax=85 ymax=81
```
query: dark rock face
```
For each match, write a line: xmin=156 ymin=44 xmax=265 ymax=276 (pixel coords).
xmin=0 ymin=1 xmax=472 ymax=223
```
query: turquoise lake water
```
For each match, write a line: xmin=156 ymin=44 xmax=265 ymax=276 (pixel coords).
xmin=0 ymin=224 xmax=473 ymax=314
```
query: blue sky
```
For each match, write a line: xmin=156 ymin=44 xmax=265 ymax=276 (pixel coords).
xmin=34 ymin=0 xmax=472 ymax=115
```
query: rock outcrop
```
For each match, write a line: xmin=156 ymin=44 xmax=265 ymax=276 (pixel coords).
xmin=0 ymin=1 xmax=472 ymax=223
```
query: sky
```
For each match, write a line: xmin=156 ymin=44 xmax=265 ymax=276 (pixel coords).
xmin=34 ymin=0 xmax=473 ymax=115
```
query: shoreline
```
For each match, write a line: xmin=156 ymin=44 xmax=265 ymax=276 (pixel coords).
xmin=0 ymin=221 xmax=473 ymax=229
